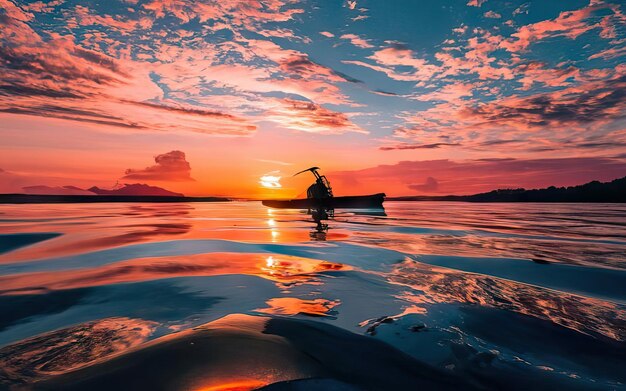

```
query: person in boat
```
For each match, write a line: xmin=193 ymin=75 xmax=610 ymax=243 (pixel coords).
xmin=294 ymin=167 xmax=334 ymax=225
xmin=297 ymin=167 xmax=333 ymax=200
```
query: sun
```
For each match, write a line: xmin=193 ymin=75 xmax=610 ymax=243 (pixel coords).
xmin=259 ymin=175 xmax=282 ymax=189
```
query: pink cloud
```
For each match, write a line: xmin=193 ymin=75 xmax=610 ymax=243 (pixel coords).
xmin=500 ymin=2 xmax=620 ymax=53
xmin=69 ymin=5 xmax=152 ymax=32
xmin=467 ymin=0 xmax=487 ymax=7
xmin=265 ymin=99 xmax=366 ymax=134
xmin=123 ymin=150 xmax=195 ymax=182
xmin=340 ymin=33 xmax=373 ymax=48
xmin=0 ymin=9 xmax=259 ymax=136
xmin=411 ymin=82 xmax=476 ymax=102
xmin=515 ymin=62 xmax=580 ymax=90
xmin=484 ymin=11 xmax=501 ymax=19
xmin=588 ymin=45 xmax=626 ymax=60
xmin=141 ymin=0 xmax=304 ymax=30
xmin=391 ymin=64 xmax=626 ymax=153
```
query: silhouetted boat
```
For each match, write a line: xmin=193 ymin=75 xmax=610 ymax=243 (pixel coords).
xmin=262 ymin=193 xmax=385 ymax=209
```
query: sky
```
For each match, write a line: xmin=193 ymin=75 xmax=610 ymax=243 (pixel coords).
xmin=1 ymin=0 xmax=625 ymax=197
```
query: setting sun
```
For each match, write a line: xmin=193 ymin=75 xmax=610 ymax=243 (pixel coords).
xmin=259 ymin=175 xmax=282 ymax=189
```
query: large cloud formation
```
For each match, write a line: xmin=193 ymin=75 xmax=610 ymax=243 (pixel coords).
xmin=123 ymin=151 xmax=195 ymax=182
xmin=0 ymin=0 xmax=366 ymax=135
xmin=1 ymin=0 xmax=626 ymax=191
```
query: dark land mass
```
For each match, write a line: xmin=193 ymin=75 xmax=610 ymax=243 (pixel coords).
xmin=88 ymin=183 xmax=184 ymax=197
xmin=0 ymin=194 xmax=229 ymax=204
xmin=390 ymin=176 xmax=626 ymax=203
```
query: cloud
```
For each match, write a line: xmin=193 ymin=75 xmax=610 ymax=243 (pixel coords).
xmin=256 ymin=159 xmax=293 ymax=166
xmin=456 ymin=71 xmax=626 ymax=134
xmin=1 ymin=0 xmax=357 ymax=137
xmin=0 ymin=7 xmax=258 ymax=136
xmin=366 ymin=46 xmax=439 ymax=82
xmin=265 ymin=98 xmax=366 ymax=134
xmin=2 ymin=0 xmax=625 ymax=165
xmin=277 ymin=54 xmax=357 ymax=85
xmin=500 ymin=2 xmax=619 ymax=53
xmin=379 ymin=143 xmax=460 ymax=150
xmin=467 ymin=0 xmax=487 ymax=7
xmin=340 ymin=34 xmax=373 ymax=49
xmin=392 ymin=65 xmax=626 ymax=153
xmin=411 ymin=82 xmax=475 ymax=102
xmin=122 ymin=151 xmax=195 ymax=182
xmin=484 ymin=11 xmax=501 ymax=19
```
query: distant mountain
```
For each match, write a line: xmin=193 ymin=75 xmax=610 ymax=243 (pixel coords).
xmin=22 ymin=185 xmax=96 ymax=195
xmin=88 ymin=183 xmax=184 ymax=197
xmin=20 ymin=183 xmax=184 ymax=197
xmin=390 ymin=176 xmax=626 ymax=202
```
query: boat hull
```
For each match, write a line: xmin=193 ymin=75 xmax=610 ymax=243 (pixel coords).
xmin=262 ymin=193 xmax=385 ymax=209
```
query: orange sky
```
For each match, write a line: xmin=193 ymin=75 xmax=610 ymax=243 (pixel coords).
xmin=2 ymin=113 xmax=626 ymax=198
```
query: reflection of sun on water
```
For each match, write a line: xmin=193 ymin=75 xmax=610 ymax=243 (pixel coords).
xmin=265 ymin=255 xmax=276 ymax=268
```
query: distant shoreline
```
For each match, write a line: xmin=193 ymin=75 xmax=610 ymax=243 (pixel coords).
xmin=0 ymin=194 xmax=230 ymax=204
xmin=390 ymin=176 xmax=626 ymax=203
xmin=2 ymin=194 xmax=624 ymax=204
xmin=2 ymin=175 xmax=625 ymax=204
xmin=386 ymin=197 xmax=626 ymax=203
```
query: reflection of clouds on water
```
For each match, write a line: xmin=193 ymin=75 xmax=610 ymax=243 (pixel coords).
xmin=0 ymin=204 xmax=194 ymax=262
xmin=0 ymin=317 xmax=156 ymax=385
xmin=255 ymin=297 xmax=340 ymax=317
xmin=3 ymin=314 xmax=470 ymax=390
xmin=0 ymin=253 xmax=350 ymax=294
xmin=351 ymin=230 xmax=626 ymax=269
xmin=388 ymin=259 xmax=626 ymax=341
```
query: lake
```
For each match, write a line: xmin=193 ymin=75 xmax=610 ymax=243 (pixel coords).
xmin=0 ymin=202 xmax=625 ymax=390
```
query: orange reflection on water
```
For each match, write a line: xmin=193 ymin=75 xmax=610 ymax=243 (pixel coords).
xmin=0 ymin=314 xmax=320 ymax=390
xmin=256 ymin=297 xmax=340 ymax=317
xmin=1 ymin=203 xmax=355 ymax=264
xmin=388 ymin=259 xmax=626 ymax=341
xmin=194 ymin=380 xmax=269 ymax=391
xmin=0 ymin=317 xmax=156 ymax=384
xmin=0 ymin=253 xmax=350 ymax=295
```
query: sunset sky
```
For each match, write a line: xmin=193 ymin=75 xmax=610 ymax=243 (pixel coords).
xmin=1 ymin=0 xmax=625 ymax=197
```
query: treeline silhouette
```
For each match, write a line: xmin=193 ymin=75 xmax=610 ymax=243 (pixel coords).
xmin=391 ymin=176 xmax=626 ymax=202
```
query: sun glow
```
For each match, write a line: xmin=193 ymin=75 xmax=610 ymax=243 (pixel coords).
xmin=259 ymin=175 xmax=282 ymax=189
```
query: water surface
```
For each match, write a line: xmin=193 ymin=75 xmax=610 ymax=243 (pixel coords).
xmin=0 ymin=202 xmax=624 ymax=390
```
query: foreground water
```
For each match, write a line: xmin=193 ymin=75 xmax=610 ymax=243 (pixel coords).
xmin=0 ymin=202 xmax=625 ymax=390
